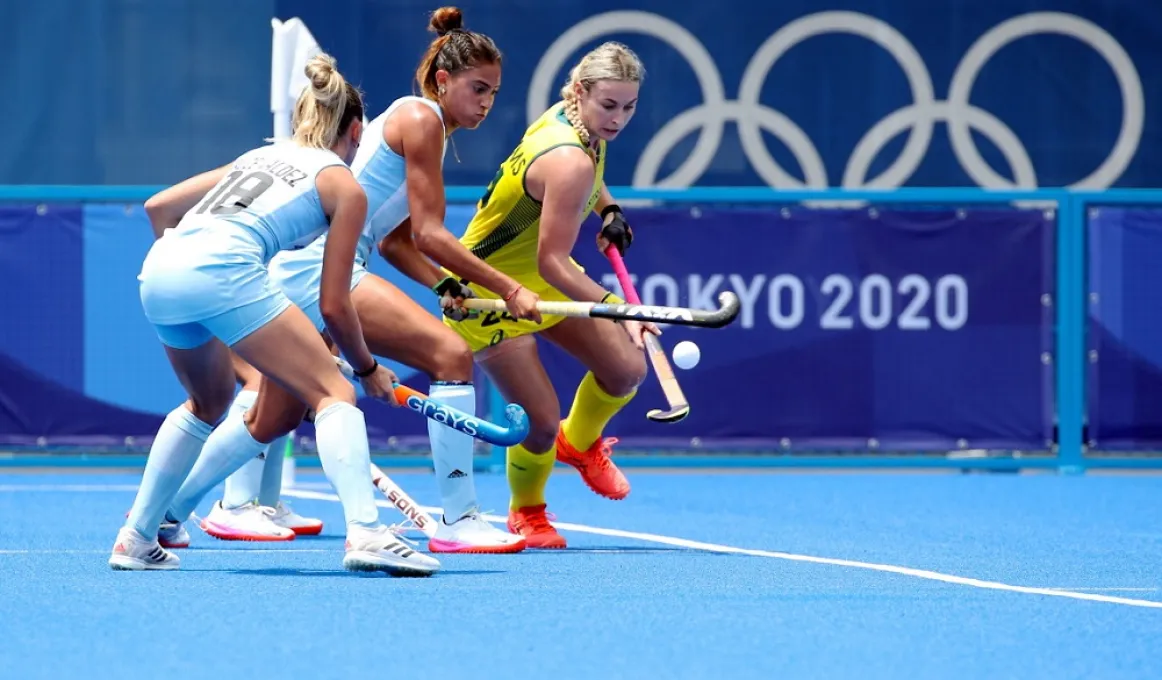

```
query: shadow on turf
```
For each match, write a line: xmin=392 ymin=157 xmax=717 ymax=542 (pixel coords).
xmin=184 ymin=543 xmax=704 ymax=556
xmin=528 ymin=546 xmax=706 ymax=554
xmin=189 ymin=567 xmax=507 ymax=577
xmin=182 ymin=536 xmax=345 ymax=550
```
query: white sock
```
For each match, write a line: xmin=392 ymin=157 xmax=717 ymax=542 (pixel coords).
xmin=313 ymin=402 xmax=379 ymax=527
xmin=168 ymin=408 xmax=267 ymax=522
xmin=428 ymin=382 xmax=478 ymax=523
xmin=127 ymin=405 xmax=214 ymax=538
xmin=258 ymin=433 xmax=289 ymax=507
xmin=221 ymin=390 xmax=265 ymax=509
xmin=223 ymin=456 xmax=264 ymax=509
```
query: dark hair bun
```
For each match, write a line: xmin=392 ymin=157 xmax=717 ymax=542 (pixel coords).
xmin=429 ymin=7 xmax=464 ymax=36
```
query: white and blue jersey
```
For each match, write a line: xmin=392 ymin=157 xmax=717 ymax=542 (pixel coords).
xmin=139 ymin=142 xmax=347 ymax=348
xmin=269 ymin=96 xmax=447 ymax=331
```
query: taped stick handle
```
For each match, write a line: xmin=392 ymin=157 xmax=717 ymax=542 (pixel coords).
xmin=459 ymin=293 xmax=740 ymax=329
xmin=461 ymin=298 xmax=597 ymax=317
xmin=604 ymin=245 xmax=691 ymax=422
xmin=605 ymin=246 xmax=642 ymax=306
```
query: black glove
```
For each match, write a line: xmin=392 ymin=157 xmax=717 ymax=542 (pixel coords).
xmin=433 ymin=277 xmax=479 ymax=321
xmin=600 ymin=204 xmax=633 ymax=255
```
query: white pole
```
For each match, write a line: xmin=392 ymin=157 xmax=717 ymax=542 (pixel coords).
xmin=270 ymin=17 xmax=322 ymax=142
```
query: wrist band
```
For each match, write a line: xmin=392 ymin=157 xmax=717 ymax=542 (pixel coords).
xmin=600 ymin=204 xmax=622 ymax=220
xmin=353 ymin=359 xmax=378 ymax=378
xmin=504 ymin=285 xmax=523 ymax=302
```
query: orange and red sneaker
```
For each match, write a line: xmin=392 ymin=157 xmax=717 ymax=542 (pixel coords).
xmin=555 ymin=428 xmax=631 ymax=500
xmin=507 ymin=504 xmax=567 ymax=549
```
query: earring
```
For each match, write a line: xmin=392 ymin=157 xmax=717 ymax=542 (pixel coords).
xmin=438 ymin=86 xmax=445 ymax=96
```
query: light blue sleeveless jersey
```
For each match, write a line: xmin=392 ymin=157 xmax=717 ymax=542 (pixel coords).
xmin=139 ymin=141 xmax=346 ymax=325
xmin=269 ymin=96 xmax=447 ymax=328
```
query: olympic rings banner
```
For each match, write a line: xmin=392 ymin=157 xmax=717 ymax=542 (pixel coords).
xmin=290 ymin=0 xmax=1156 ymax=192
xmin=10 ymin=1 xmax=1161 ymax=188
xmin=542 ymin=205 xmax=1057 ymax=450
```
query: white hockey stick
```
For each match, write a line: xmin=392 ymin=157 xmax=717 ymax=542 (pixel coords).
xmin=369 ymin=462 xmax=438 ymax=538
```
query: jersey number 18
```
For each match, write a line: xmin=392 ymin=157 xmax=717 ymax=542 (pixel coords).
xmin=196 ymin=170 xmax=275 ymax=216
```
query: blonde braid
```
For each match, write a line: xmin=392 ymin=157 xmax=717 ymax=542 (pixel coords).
xmin=563 ymin=88 xmax=590 ymax=146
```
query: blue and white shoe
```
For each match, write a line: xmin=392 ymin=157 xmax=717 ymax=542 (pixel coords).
xmin=158 ymin=519 xmax=190 ymax=549
xmin=109 ymin=526 xmax=180 ymax=571
xmin=343 ymin=524 xmax=440 ymax=577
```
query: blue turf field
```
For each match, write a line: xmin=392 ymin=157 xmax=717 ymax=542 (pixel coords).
xmin=2 ymin=469 xmax=1161 ymax=679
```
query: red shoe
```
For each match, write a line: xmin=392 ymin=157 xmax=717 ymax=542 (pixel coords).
xmin=555 ymin=428 xmax=631 ymax=500
xmin=507 ymin=504 xmax=566 ymax=549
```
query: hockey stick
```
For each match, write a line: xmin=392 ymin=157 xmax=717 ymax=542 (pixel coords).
xmin=604 ymin=245 xmax=691 ymax=423
xmin=460 ymin=291 xmax=739 ymax=328
xmin=369 ymin=462 xmax=438 ymax=538
xmin=333 ymin=357 xmax=530 ymax=447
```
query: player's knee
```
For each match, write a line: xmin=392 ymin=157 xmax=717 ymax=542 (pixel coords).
xmin=326 ymin=379 xmax=358 ymax=407
xmin=244 ymin=405 xmax=301 ymax=444
xmin=524 ymin=427 xmax=557 ymax=454
xmin=624 ymin=350 xmax=648 ymax=390
xmin=184 ymin=388 xmax=233 ymax=426
xmin=525 ymin=409 xmax=561 ymax=453
xmin=246 ymin=419 xmax=295 ymax=445
xmin=428 ymin=337 xmax=474 ymax=382
xmin=598 ymin=351 xmax=647 ymax=397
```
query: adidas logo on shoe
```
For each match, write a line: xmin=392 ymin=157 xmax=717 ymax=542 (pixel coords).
xmin=447 ymin=469 xmax=467 ymax=479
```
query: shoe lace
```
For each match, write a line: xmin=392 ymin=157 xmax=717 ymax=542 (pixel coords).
xmin=471 ymin=509 xmax=511 ymax=531
xmin=446 ymin=506 xmax=481 ymax=524
xmin=582 ymin=437 xmax=619 ymax=473
xmin=522 ymin=509 xmax=557 ymax=533
xmin=384 ymin=521 xmax=421 ymax=549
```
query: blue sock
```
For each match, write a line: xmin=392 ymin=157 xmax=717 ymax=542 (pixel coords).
xmin=127 ymin=405 xmax=213 ymax=538
xmin=428 ymin=382 xmax=478 ymax=522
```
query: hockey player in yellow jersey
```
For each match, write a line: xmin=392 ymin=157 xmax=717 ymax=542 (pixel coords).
xmin=442 ymin=42 xmax=655 ymax=548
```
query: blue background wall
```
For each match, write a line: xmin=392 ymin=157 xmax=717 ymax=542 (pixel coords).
xmin=5 ymin=1 xmax=1162 ymax=455
xmin=1 ymin=191 xmax=1161 ymax=452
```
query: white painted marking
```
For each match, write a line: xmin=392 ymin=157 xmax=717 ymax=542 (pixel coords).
xmin=0 ymin=549 xmax=333 ymax=554
xmin=1045 ymin=587 xmax=1159 ymax=593
xmin=2 ymin=482 xmax=1157 ymax=609
xmin=0 ymin=485 xmax=140 ymax=492
xmin=281 ymin=488 xmax=1162 ymax=610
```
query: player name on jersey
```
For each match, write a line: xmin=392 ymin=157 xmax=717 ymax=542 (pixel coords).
xmin=235 ymin=155 xmax=310 ymax=188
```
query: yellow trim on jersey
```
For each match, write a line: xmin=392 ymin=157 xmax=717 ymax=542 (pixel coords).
xmin=444 ymin=102 xmax=608 ymax=351
xmin=455 ymin=102 xmax=606 ymax=295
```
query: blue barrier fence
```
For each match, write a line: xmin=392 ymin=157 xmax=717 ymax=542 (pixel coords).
xmin=2 ymin=185 xmax=1162 ymax=473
